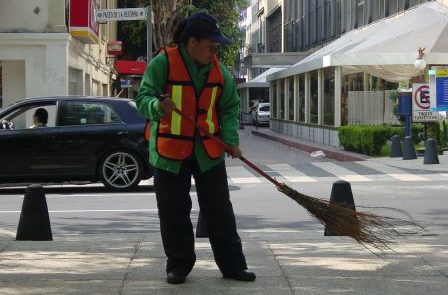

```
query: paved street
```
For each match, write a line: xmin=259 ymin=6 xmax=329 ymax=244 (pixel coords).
xmin=0 ymin=127 xmax=447 ymax=294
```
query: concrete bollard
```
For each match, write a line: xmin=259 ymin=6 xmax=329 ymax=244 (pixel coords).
xmin=390 ymin=135 xmax=402 ymax=158
xmin=324 ymin=180 xmax=359 ymax=236
xmin=195 ymin=211 xmax=208 ymax=238
xmin=402 ymin=136 xmax=417 ymax=160
xmin=16 ymin=184 xmax=52 ymax=241
xmin=424 ymin=138 xmax=440 ymax=164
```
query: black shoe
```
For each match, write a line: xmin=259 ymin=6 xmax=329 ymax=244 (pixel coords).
xmin=167 ymin=272 xmax=186 ymax=284
xmin=223 ymin=269 xmax=256 ymax=282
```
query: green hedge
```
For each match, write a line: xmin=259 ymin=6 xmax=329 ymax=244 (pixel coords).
xmin=338 ymin=125 xmax=424 ymax=156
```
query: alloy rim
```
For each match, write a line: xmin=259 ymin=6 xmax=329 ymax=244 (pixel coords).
xmin=103 ymin=152 xmax=139 ymax=188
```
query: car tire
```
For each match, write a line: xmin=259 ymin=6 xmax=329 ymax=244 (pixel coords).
xmin=99 ymin=150 xmax=142 ymax=191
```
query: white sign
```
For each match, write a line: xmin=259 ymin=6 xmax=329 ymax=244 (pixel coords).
xmin=412 ymin=83 xmax=440 ymax=122
xmin=96 ymin=8 xmax=147 ymax=22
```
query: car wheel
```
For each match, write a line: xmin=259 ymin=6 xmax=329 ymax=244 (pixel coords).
xmin=99 ymin=150 xmax=142 ymax=191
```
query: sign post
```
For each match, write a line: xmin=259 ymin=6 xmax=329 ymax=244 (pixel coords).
xmin=96 ymin=7 xmax=152 ymax=63
xmin=397 ymin=89 xmax=412 ymax=137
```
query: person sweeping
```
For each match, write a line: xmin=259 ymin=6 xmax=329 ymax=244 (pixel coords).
xmin=135 ymin=12 xmax=256 ymax=284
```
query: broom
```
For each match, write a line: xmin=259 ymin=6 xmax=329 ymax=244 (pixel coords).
xmin=161 ymin=102 xmax=423 ymax=253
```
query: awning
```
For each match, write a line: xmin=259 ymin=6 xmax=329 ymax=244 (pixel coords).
xmin=237 ymin=68 xmax=285 ymax=89
xmin=268 ymin=2 xmax=448 ymax=82
xmin=114 ymin=60 xmax=147 ymax=75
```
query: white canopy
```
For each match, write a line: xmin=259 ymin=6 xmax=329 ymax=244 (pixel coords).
xmin=268 ymin=2 xmax=448 ymax=82
xmin=237 ymin=68 xmax=285 ymax=89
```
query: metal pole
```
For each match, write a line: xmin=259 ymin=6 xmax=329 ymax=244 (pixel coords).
xmin=405 ymin=115 xmax=411 ymax=138
xmin=146 ymin=5 xmax=152 ymax=63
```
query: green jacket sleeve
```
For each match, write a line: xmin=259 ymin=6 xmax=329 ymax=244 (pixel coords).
xmin=134 ymin=53 xmax=167 ymax=121
xmin=217 ymin=64 xmax=240 ymax=147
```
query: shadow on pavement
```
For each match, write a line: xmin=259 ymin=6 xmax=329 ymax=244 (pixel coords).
xmin=0 ymin=185 xmax=156 ymax=195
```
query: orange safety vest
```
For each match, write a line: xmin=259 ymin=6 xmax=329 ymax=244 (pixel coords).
xmin=156 ymin=47 xmax=224 ymax=161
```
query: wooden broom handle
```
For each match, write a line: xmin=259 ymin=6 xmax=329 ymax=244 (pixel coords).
xmin=171 ymin=108 xmax=283 ymax=187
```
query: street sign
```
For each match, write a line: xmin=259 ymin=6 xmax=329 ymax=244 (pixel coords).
xmin=120 ymin=79 xmax=132 ymax=88
xmin=412 ymin=83 xmax=440 ymax=122
xmin=429 ymin=68 xmax=448 ymax=111
xmin=96 ymin=8 xmax=147 ymax=22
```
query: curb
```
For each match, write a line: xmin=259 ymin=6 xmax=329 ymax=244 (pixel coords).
xmin=252 ymin=130 xmax=367 ymax=162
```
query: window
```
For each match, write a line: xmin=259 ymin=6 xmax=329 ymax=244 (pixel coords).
xmin=259 ymin=105 xmax=270 ymax=112
xmin=267 ymin=9 xmax=282 ymax=53
xmin=309 ymin=1 xmax=317 ymax=44
xmin=357 ymin=0 xmax=365 ymax=28
xmin=288 ymin=76 xmax=295 ymax=120
xmin=324 ymin=0 xmax=333 ymax=39
xmin=1 ymin=102 xmax=57 ymax=130
xmin=371 ymin=0 xmax=386 ymax=22
xmin=69 ymin=67 xmax=82 ymax=95
xmin=298 ymin=75 xmax=305 ymax=122
xmin=310 ymin=71 xmax=319 ymax=124
xmin=60 ymin=101 xmax=122 ymax=126
xmin=387 ymin=0 xmax=398 ymax=16
xmin=316 ymin=0 xmax=324 ymax=42
xmin=323 ymin=68 xmax=335 ymax=126
xmin=271 ymin=81 xmax=277 ymax=119
xmin=85 ymin=74 xmax=91 ymax=96
xmin=280 ymin=79 xmax=285 ymax=119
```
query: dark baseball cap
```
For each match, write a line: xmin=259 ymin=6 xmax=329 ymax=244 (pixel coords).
xmin=184 ymin=12 xmax=232 ymax=45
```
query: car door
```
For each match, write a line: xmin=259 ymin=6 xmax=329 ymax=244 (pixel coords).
xmin=55 ymin=100 xmax=124 ymax=177
xmin=0 ymin=100 xmax=60 ymax=180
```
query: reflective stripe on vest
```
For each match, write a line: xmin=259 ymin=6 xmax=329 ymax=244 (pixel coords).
xmin=170 ymin=85 xmax=182 ymax=135
xmin=206 ymin=86 xmax=218 ymax=134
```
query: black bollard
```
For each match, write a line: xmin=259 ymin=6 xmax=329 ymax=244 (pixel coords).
xmin=402 ymin=136 xmax=417 ymax=160
xmin=195 ymin=210 xmax=208 ymax=238
xmin=16 ymin=184 xmax=52 ymax=241
xmin=424 ymin=138 xmax=440 ymax=164
xmin=390 ymin=135 xmax=402 ymax=158
xmin=324 ymin=180 xmax=359 ymax=236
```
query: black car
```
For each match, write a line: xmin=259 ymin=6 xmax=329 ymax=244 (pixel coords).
xmin=0 ymin=96 xmax=152 ymax=191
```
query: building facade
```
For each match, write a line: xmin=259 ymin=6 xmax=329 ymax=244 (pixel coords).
xmin=0 ymin=0 xmax=118 ymax=109
xmin=242 ymin=0 xmax=448 ymax=147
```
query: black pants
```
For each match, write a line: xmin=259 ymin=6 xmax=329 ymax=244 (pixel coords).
xmin=154 ymin=159 xmax=247 ymax=276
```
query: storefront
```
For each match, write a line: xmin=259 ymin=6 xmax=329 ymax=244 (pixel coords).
xmin=267 ymin=2 xmax=448 ymax=147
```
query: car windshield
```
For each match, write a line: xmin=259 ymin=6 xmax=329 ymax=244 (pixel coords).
xmin=259 ymin=106 xmax=270 ymax=112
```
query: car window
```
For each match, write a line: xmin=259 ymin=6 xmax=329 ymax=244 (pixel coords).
xmin=60 ymin=101 xmax=122 ymax=126
xmin=1 ymin=103 xmax=57 ymax=130
xmin=259 ymin=105 xmax=270 ymax=112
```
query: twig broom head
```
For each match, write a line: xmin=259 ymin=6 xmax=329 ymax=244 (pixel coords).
xmin=277 ymin=183 xmax=424 ymax=254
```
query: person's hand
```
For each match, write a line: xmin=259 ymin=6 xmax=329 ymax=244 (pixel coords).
xmin=227 ymin=145 xmax=242 ymax=158
xmin=158 ymin=94 xmax=177 ymax=114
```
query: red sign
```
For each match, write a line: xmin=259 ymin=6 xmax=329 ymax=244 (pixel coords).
xmin=70 ymin=0 xmax=100 ymax=44
xmin=114 ymin=60 xmax=147 ymax=75
xmin=107 ymin=41 xmax=123 ymax=56
xmin=414 ymin=85 xmax=430 ymax=110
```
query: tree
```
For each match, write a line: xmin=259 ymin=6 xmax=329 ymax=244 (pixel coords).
xmin=152 ymin=0 xmax=194 ymax=50
xmin=191 ymin=0 xmax=247 ymax=70
xmin=117 ymin=0 xmax=247 ymax=69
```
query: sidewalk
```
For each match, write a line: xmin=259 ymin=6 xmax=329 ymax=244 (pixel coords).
xmin=1 ymin=228 xmax=447 ymax=294
xmin=251 ymin=127 xmax=448 ymax=173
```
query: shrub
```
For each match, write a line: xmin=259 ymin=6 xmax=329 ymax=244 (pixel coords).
xmin=339 ymin=125 xmax=393 ymax=156
xmin=339 ymin=124 xmax=426 ymax=156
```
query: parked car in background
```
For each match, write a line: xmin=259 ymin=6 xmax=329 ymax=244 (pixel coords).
xmin=252 ymin=102 xmax=270 ymax=126
xmin=0 ymin=96 xmax=152 ymax=191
